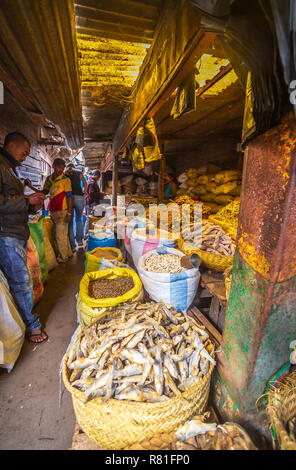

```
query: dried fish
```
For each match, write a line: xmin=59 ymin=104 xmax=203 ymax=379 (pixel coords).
xmin=67 ymin=302 xmax=215 ymax=403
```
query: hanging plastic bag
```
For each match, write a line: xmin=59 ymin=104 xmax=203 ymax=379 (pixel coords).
xmin=171 ymin=69 xmax=197 ymax=119
xmin=130 ymin=142 xmax=145 ymax=171
xmin=135 ymin=118 xmax=161 ymax=163
xmin=0 ymin=269 xmax=26 ymax=372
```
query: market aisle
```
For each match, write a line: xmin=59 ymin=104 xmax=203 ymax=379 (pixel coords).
xmin=0 ymin=251 xmax=85 ymax=450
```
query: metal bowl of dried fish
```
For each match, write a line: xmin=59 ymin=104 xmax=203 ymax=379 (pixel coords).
xmin=62 ymin=302 xmax=215 ymax=450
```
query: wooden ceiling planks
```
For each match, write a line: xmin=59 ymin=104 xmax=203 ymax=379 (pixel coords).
xmin=75 ymin=0 xmax=162 ymax=43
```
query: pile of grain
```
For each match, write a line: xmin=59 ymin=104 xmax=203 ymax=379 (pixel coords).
xmin=89 ymin=277 xmax=134 ymax=299
xmin=144 ymin=254 xmax=185 ymax=274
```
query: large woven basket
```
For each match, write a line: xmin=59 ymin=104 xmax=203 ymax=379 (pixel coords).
xmin=179 ymin=238 xmax=233 ymax=273
xmin=265 ymin=371 xmax=296 ymax=450
xmin=208 ymin=216 xmax=237 ymax=241
xmin=62 ymin=350 xmax=214 ymax=450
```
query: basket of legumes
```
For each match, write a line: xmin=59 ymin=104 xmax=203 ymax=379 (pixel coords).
xmin=137 ymin=248 xmax=200 ymax=312
xmin=77 ymin=268 xmax=143 ymax=327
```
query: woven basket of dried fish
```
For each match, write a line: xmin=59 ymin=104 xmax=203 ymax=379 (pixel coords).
xmin=62 ymin=302 xmax=215 ymax=450
xmin=179 ymin=240 xmax=233 ymax=273
xmin=178 ymin=222 xmax=235 ymax=273
xmin=265 ymin=371 xmax=296 ymax=450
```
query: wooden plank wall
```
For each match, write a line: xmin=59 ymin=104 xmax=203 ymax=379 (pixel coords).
xmin=0 ymin=90 xmax=52 ymax=189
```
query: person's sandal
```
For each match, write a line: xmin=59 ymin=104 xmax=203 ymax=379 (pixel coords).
xmin=27 ymin=331 xmax=48 ymax=345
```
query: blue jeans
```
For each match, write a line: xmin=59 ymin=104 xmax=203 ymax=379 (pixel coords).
xmin=69 ymin=195 xmax=85 ymax=249
xmin=0 ymin=237 xmax=41 ymax=332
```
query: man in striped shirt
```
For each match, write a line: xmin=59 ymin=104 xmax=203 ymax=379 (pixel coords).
xmin=43 ymin=158 xmax=73 ymax=263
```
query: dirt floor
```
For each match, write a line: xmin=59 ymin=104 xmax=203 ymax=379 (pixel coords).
xmin=0 ymin=250 xmax=86 ymax=450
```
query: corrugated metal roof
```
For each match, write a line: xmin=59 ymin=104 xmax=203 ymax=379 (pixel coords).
xmin=73 ymin=0 xmax=163 ymax=168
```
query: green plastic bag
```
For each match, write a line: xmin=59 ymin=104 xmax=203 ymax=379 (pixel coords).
xmin=28 ymin=220 xmax=48 ymax=284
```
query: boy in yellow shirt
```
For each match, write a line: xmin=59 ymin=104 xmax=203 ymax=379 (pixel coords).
xmin=43 ymin=158 xmax=73 ymax=263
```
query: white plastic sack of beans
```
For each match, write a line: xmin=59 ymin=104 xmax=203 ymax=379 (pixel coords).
xmin=138 ymin=247 xmax=200 ymax=312
xmin=131 ymin=228 xmax=177 ymax=269
xmin=0 ymin=269 xmax=25 ymax=372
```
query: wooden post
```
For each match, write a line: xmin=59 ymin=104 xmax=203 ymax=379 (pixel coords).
xmin=112 ymin=154 xmax=118 ymax=207
xmin=158 ymin=141 xmax=165 ymax=203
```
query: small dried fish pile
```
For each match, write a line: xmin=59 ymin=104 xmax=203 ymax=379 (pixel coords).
xmin=144 ymin=254 xmax=185 ymax=274
xmin=183 ymin=222 xmax=235 ymax=256
xmin=67 ymin=302 xmax=215 ymax=403
xmin=170 ymin=421 xmax=258 ymax=451
xmin=89 ymin=277 xmax=134 ymax=299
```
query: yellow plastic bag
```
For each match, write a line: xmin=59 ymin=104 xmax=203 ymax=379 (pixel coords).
xmin=201 ymin=193 xmax=217 ymax=203
xmin=213 ymin=181 xmax=238 ymax=195
xmin=78 ymin=268 xmax=143 ymax=326
xmin=215 ymin=195 xmax=234 ymax=206
xmin=191 ymin=185 xmax=207 ymax=196
xmin=215 ymin=170 xmax=242 ymax=185
xmin=196 ymin=175 xmax=213 ymax=185
xmin=85 ymin=247 xmax=124 ymax=274
xmin=205 ymin=182 xmax=217 ymax=193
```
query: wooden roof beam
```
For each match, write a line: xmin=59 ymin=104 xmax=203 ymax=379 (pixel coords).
xmin=76 ymin=26 xmax=153 ymax=44
xmin=75 ymin=6 xmax=157 ymax=29
xmin=75 ymin=0 xmax=161 ymax=22
xmin=76 ymin=16 xmax=155 ymax=38
xmin=112 ymin=0 xmax=216 ymax=156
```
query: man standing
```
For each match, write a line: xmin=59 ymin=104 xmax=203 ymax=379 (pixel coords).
xmin=43 ymin=158 xmax=73 ymax=263
xmin=0 ymin=132 xmax=47 ymax=344
xmin=84 ymin=170 xmax=104 ymax=236
xmin=65 ymin=163 xmax=87 ymax=251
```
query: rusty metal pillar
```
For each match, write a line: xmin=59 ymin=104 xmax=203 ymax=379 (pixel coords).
xmin=215 ymin=112 xmax=296 ymax=422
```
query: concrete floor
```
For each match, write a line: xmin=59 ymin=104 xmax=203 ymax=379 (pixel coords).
xmin=0 ymin=251 xmax=85 ymax=450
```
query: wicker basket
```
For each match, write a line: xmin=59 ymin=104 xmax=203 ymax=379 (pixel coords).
xmin=208 ymin=216 xmax=237 ymax=241
xmin=265 ymin=371 xmax=296 ymax=450
xmin=62 ymin=347 xmax=214 ymax=450
xmin=179 ymin=238 xmax=233 ymax=273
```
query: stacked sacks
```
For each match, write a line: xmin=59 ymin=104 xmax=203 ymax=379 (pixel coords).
xmin=120 ymin=175 xmax=136 ymax=196
xmin=135 ymin=176 xmax=149 ymax=197
xmin=176 ymin=166 xmax=242 ymax=212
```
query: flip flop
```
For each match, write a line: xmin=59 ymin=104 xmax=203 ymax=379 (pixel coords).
xmin=27 ymin=331 xmax=48 ymax=345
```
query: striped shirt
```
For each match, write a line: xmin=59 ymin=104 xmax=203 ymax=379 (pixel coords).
xmin=43 ymin=174 xmax=72 ymax=213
